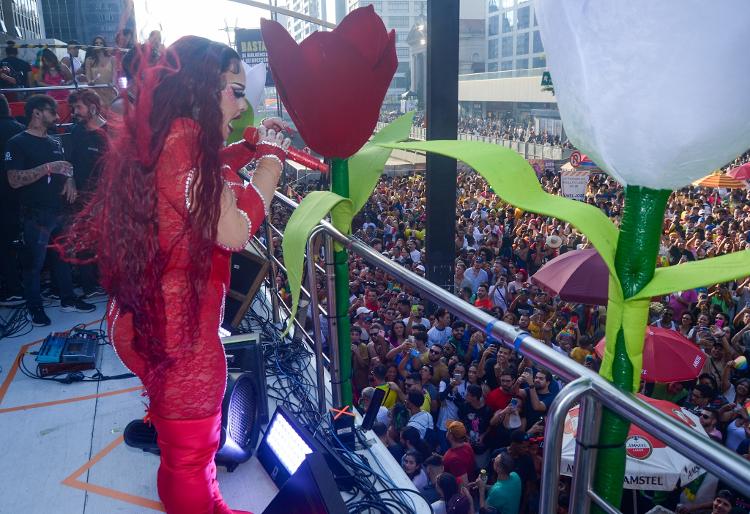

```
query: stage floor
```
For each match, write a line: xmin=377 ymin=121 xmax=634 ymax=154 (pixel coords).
xmin=0 ymin=297 xmax=426 ymax=513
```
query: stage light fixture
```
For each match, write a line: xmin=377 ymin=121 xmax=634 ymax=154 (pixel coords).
xmin=257 ymin=406 xmax=315 ymax=486
xmin=262 ymin=453 xmax=347 ymax=514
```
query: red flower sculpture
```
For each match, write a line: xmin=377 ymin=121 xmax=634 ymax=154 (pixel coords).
xmin=261 ymin=6 xmax=397 ymax=159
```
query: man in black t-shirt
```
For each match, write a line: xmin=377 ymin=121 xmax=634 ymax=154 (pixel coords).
xmin=67 ymin=89 xmax=108 ymax=297
xmin=0 ymin=94 xmax=25 ymax=305
xmin=0 ymin=42 xmax=31 ymax=101
xmin=5 ymin=95 xmax=95 ymax=326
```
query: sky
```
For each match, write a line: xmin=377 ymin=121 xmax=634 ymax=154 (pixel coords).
xmin=134 ymin=0 xmax=337 ymax=46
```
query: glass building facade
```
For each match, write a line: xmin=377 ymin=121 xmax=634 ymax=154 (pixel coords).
xmin=486 ymin=0 xmax=545 ymax=72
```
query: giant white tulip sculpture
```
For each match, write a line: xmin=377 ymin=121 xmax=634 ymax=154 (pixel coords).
xmin=535 ymin=0 xmax=750 ymax=509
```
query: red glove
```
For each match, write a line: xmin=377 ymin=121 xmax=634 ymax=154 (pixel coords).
xmin=254 ymin=126 xmax=290 ymax=168
xmin=219 ymin=140 xmax=255 ymax=175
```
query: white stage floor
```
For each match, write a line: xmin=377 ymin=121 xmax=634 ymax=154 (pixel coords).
xmin=0 ymin=298 xmax=426 ymax=513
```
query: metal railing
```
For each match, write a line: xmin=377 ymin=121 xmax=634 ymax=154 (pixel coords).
xmin=459 ymin=67 xmax=547 ymax=81
xmin=0 ymin=83 xmax=116 ymax=94
xmin=375 ymin=122 xmax=572 ymax=161
xmin=267 ymin=189 xmax=750 ymax=513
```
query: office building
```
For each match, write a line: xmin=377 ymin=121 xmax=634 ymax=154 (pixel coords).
xmin=41 ymin=0 xmax=134 ymax=45
xmin=486 ymin=0 xmax=545 ymax=72
xmin=1 ymin=0 xmax=45 ymax=40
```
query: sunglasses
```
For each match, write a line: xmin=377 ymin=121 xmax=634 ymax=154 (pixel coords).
xmin=369 ymin=332 xmax=379 ymax=337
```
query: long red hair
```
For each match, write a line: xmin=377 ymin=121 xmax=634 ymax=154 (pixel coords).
xmin=59 ymin=36 xmax=241 ymax=395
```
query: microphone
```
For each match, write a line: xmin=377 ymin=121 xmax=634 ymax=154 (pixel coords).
xmin=243 ymin=126 xmax=329 ymax=174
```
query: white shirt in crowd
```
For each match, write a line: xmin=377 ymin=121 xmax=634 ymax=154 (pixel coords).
xmin=407 ymin=410 xmax=434 ymax=438
xmin=403 ymin=316 xmax=431 ymax=330
xmin=427 ymin=325 xmax=451 ymax=347
xmin=463 ymin=267 xmax=488 ymax=294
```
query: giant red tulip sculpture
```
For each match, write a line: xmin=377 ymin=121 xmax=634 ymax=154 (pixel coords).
xmin=262 ymin=6 xmax=412 ymax=405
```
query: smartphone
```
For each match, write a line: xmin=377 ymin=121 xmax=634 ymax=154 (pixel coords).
xmin=510 ymin=398 xmax=519 ymax=408
xmin=715 ymin=318 xmax=724 ymax=328
xmin=524 ymin=367 xmax=533 ymax=375
xmin=411 ymin=305 xmax=420 ymax=315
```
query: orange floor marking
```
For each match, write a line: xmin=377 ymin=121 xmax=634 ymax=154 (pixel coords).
xmin=62 ymin=434 xmax=165 ymax=511
xmin=0 ymin=385 xmax=144 ymax=414
xmin=0 ymin=319 xmax=146 ymax=414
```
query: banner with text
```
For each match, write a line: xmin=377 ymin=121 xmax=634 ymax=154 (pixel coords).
xmin=235 ymin=28 xmax=274 ymax=87
xmin=561 ymin=169 xmax=589 ymax=201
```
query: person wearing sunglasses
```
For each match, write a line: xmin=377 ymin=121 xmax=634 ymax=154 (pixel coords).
xmin=59 ymin=37 xmax=290 ymax=513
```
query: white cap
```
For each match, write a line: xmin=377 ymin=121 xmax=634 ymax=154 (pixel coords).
xmin=355 ymin=306 xmax=372 ymax=316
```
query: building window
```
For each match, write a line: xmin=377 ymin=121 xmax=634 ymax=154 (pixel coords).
xmin=389 ymin=1 xmax=409 ymax=11
xmin=488 ymin=62 xmax=498 ymax=72
xmin=487 ymin=38 xmax=498 ymax=60
xmin=502 ymin=10 xmax=514 ymax=33
xmin=515 ymin=58 xmax=528 ymax=69
xmin=488 ymin=15 xmax=499 ymax=36
xmin=532 ymin=56 xmax=546 ymax=68
xmin=533 ymin=31 xmax=544 ymax=53
xmin=388 ymin=16 xmax=409 ymax=28
xmin=517 ymin=6 xmax=530 ymax=29
xmin=516 ymin=32 xmax=529 ymax=55
xmin=501 ymin=36 xmax=513 ymax=58
xmin=396 ymin=47 xmax=410 ymax=59
xmin=488 ymin=0 xmax=498 ymax=13
xmin=501 ymin=60 xmax=513 ymax=71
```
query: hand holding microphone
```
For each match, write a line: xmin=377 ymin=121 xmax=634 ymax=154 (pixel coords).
xmin=220 ymin=125 xmax=329 ymax=175
xmin=243 ymin=126 xmax=329 ymax=173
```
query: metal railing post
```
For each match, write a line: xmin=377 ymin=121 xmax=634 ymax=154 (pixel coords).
xmin=306 ymin=226 xmax=328 ymax=415
xmin=324 ymin=234 xmax=342 ymax=407
xmin=539 ymin=378 xmax=593 ymax=514
xmin=263 ymin=218 xmax=281 ymax=324
xmin=568 ymin=395 xmax=602 ymax=514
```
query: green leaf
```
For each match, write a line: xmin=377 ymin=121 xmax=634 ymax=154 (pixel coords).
xmin=380 ymin=140 xmax=621 ymax=285
xmin=281 ymin=191 xmax=353 ymax=335
xmin=226 ymin=105 xmax=255 ymax=145
xmin=632 ymin=250 xmax=750 ymax=300
xmin=348 ymin=112 xmax=416 ymax=215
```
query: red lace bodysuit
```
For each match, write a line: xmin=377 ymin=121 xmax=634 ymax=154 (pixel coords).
xmin=108 ymin=119 xmax=265 ymax=420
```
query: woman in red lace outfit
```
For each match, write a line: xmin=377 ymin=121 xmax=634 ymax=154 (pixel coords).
xmin=61 ymin=36 xmax=290 ymax=513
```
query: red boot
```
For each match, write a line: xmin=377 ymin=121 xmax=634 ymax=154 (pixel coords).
xmin=150 ymin=411 xmax=252 ymax=514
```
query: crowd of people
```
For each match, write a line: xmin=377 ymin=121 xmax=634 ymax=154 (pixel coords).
xmin=0 ymin=29 xmax=164 ymax=106
xmin=379 ymin=111 xmax=572 ymax=148
xmin=1 ymin=30 xmax=749 ymax=513
xmin=0 ymin=31 xmax=168 ymax=326
xmin=275 ymin=146 xmax=750 ymax=513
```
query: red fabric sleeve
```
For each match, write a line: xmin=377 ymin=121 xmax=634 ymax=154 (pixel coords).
xmin=225 ymin=181 xmax=266 ymax=240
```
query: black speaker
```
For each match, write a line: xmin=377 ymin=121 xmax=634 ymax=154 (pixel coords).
xmin=215 ymin=372 xmax=262 ymax=472
xmin=223 ymin=240 xmax=270 ymax=331
xmin=221 ymin=333 xmax=268 ymax=425
xmin=122 ymin=371 xmax=262 ymax=472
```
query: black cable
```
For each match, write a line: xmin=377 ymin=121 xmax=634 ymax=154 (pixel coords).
xmin=241 ymin=296 xmax=429 ymax=514
xmin=0 ymin=306 xmax=32 ymax=339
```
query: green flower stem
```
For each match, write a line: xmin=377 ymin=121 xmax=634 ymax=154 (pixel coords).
xmin=593 ymin=185 xmax=670 ymax=512
xmin=331 ymin=157 xmax=353 ymax=406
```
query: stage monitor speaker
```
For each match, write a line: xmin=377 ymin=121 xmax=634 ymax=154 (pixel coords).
xmin=262 ymin=453 xmax=347 ymax=514
xmin=221 ymin=332 xmax=268 ymax=425
xmin=223 ymin=239 xmax=270 ymax=331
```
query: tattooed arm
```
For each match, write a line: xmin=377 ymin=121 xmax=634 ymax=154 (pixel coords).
xmin=7 ymin=161 xmax=73 ymax=189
